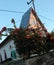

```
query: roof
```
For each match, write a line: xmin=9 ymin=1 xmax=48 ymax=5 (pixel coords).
xmin=20 ymin=7 xmax=32 ymax=29
xmin=20 ymin=7 xmax=46 ymax=30
xmin=0 ymin=35 xmax=11 ymax=49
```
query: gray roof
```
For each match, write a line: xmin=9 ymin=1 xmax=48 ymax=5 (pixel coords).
xmin=20 ymin=7 xmax=32 ymax=29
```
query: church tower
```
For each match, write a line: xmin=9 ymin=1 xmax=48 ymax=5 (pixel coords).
xmin=20 ymin=7 xmax=47 ymax=37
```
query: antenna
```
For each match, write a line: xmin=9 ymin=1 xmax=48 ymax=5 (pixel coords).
xmin=27 ymin=0 xmax=36 ymax=11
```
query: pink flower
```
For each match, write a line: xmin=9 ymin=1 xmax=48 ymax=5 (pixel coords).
xmin=38 ymin=30 xmax=43 ymax=37
xmin=26 ymin=35 xmax=31 ymax=39
xmin=2 ymin=27 xmax=7 ymax=32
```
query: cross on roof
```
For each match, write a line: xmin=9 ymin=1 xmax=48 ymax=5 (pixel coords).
xmin=27 ymin=0 xmax=35 ymax=11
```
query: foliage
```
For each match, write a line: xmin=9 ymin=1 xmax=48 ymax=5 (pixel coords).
xmin=10 ymin=28 xmax=54 ymax=58
xmin=0 ymin=19 xmax=54 ymax=58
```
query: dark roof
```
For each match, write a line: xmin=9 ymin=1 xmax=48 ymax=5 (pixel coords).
xmin=0 ymin=35 xmax=11 ymax=49
xmin=20 ymin=7 xmax=32 ymax=29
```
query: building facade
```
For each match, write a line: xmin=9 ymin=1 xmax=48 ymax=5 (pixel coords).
xmin=0 ymin=36 xmax=21 ymax=63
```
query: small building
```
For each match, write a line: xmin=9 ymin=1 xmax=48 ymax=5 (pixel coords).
xmin=0 ymin=36 xmax=21 ymax=63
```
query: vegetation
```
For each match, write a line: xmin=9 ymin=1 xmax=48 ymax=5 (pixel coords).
xmin=0 ymin=19 xmax=54 ymax=59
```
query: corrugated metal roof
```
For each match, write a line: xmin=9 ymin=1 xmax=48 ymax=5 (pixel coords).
xmin=20 ymin=7 xmax=32 ymax=29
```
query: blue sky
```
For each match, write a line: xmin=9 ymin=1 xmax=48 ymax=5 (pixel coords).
xmin=0 ymin=0 xmax=54 ymax=32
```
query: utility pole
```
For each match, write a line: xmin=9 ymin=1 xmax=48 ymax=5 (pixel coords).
xmin=27 ymin=0 xmax=35 ymax=11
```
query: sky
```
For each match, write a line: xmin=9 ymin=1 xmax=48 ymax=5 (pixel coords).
xmin=0 ymin=0 xmax=54 ymax=42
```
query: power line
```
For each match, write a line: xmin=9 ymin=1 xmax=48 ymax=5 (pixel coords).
xmin=0 ymin=9 xmax=25 ymax=13
xmin=38 ymin=15 xmax=54 ymax=22
xmin=0 ymin=9 xmax=54 ymax=22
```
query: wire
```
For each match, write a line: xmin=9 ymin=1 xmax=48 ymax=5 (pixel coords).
xmin=38 ymin=15 xmax=54 ymax=22
xmin=0 ymin=9 xmax=25 ymax=13
xmin=0 ymin=9 xmax=54 ymax=22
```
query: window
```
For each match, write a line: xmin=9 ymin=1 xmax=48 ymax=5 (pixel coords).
xmin=11 ymin=50 xmax=16 ymax=59
xmin=0 ymin=54 xmax=2 ymax=62
xmin=9 ymin=45 xmax=16 ymax=59
xmin=4 ymin=50 xmax=7 ymax=60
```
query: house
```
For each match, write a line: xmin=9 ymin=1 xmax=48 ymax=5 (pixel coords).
xmin=0 ymin=36 xmax=21 ymax=63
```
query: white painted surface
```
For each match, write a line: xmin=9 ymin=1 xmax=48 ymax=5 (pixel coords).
xmin=0 ymin=40 xmax=20 ymax=61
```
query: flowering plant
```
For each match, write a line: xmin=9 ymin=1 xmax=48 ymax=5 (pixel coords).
xmin=0 ymin=19 xmax=54 ymax=58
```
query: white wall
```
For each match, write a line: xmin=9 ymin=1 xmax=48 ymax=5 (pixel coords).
xmin=0 ymin=40 xmax=16 ymax=61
